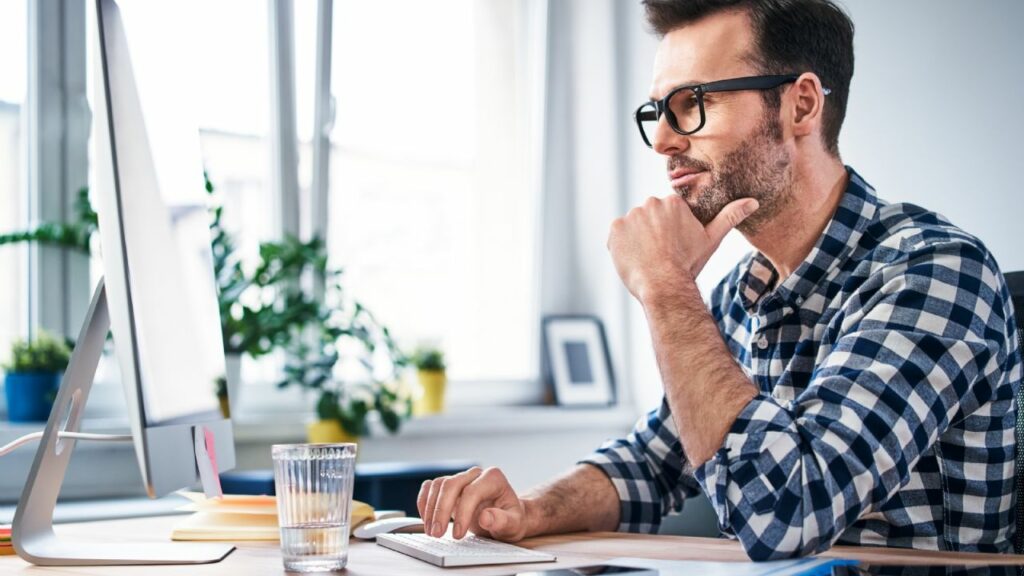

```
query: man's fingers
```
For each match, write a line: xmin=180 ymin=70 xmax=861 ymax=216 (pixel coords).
xmin=416 ymin=480 xmax=431 ymax=519
xmin=420 ymin=476 xmax=447 ymax=534
xmin=450 ymin=473 xmax=507 ymax=539
xmin=428 ymin=467 xmax=483 ymax=537
xmin=705 ymin=198 xmax=759 ymax=245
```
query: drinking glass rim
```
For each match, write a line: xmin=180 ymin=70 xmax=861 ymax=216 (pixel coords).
xmin=272 ymin=443 xmax=357 ymax=458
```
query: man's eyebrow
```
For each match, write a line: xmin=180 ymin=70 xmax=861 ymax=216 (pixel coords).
xmin=649 ymin=79 xmax=705 ymax=101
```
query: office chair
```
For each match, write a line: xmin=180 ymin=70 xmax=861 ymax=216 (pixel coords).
xmin=1005 ymin=270 xmax=1024 ymax=556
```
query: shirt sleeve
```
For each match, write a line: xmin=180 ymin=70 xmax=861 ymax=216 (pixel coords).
xmin=694 ymin=240 xmax=1017 ymax=560
xmin=579 ymin=397 xmax=703 ymax=533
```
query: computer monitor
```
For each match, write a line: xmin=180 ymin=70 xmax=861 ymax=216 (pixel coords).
xmin=12 ymin=0 xmax=236 ymax=565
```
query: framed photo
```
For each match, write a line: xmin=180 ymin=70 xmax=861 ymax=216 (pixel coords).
xmin=542 ymin=315 xmax=615 ymax=407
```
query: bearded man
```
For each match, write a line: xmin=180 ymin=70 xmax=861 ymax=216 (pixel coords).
xmin=417 ymin=0 xmax=1022 ymax=559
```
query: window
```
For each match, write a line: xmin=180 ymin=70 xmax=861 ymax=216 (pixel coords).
xmin=318 ymin=1 xmax=542 ymax=384
xmin=23 ymin=0 xmax=544 ymax=422
xmin=0 ymin=0 xmax=28 ymax=366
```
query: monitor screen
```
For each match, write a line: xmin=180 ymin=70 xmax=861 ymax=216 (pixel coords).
xmin=92 ymin=0 xmax=233 ymax=498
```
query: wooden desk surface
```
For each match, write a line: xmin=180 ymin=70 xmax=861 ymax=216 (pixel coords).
xmin=3 ymin=515 xmax=1024 ymax=575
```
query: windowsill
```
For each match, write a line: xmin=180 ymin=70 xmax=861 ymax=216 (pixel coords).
xmin=0 ymin=404 xmax=640 ymax=447
xmin=231 ymin=404 xmax=640 ymax=444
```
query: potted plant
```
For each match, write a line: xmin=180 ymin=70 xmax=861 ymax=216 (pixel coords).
xmin=411 ymin=346 xmax=447 ymax=415
xmin=207 ymin=176 xmax=324 ymax=416
xmin=0 ymin=179 xmax=325 ymax=417
xmin=3 ymin=331 xmax=72 ymax=422
xmin=277 ymin=268 xmax=413 ymax=443
xmin=0 ymin=187 xmax=96 ymax=254
xmin=0 ymin=176 xmax=414 ymax=439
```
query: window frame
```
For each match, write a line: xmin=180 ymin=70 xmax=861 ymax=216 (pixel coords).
xmin=26 ymin=0 xmax=91 ymax=343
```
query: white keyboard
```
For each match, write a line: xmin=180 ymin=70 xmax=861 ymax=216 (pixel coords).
xmin=375 ymin=533 xmax=557 ymax=567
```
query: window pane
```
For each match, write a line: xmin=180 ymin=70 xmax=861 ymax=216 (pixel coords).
xmin=0 ymin=0 xmax=28 ymax=360
xmin=326 ymin=1 xmax=538 ymax=382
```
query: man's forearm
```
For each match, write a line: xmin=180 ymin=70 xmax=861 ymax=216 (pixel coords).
xmin=521 ymin=464 xmax=620 ymax=537
xmin=643 ymin=281 xmax=758 ymax=466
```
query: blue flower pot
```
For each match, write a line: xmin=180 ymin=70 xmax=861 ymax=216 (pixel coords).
xmin=4 ymin=372 xmax=61 ymax=423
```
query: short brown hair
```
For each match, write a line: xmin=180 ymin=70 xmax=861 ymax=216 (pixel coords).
xmin=643 ymin=0 xmax=854 ymax=156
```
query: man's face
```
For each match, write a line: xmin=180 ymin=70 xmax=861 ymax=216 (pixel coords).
xmin=649 ymin=10 xmax=792 ymax=233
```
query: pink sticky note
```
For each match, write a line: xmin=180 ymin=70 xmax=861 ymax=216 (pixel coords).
xmin=204 ymin=427 xmax=220 ymax=478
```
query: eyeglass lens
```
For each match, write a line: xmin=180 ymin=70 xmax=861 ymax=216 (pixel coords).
xmin=637 ymin=88 xmax=703 ymax=144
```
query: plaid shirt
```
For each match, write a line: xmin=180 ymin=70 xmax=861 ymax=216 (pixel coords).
xmin=582 ymin=168 xmax=1021 ymax=560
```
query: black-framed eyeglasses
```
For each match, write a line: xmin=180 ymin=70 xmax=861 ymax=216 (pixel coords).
xmin=633 ymin=74 xmax=832 ymax=148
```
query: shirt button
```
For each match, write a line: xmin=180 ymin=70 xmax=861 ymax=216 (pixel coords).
xmin=756 ymin=335 xmax=769 ymax=349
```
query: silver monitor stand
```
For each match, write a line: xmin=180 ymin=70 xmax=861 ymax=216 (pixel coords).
xmin=11 ymin=279 xmax=234 ymax=566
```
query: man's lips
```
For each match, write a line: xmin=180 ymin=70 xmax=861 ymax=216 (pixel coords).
xmin=669 ymin=169 xmax=707 ymax=188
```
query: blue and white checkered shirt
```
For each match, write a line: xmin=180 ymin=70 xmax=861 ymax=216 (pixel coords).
xmin=582 ymin=168 xmax=1021 ymax=560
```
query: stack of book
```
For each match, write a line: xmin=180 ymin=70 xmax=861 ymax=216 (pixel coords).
xmin=171 ymin=492 xmax=378 ymax=541
xmin=0 ymin=525 xmax=13 ymax=556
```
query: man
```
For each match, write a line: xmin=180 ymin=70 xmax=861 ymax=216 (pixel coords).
xmin=418 ymin=0 xmax=1021 ymax=560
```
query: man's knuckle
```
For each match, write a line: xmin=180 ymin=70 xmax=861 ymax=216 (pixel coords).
xmin=483 ymin=467 xmax=507 ymax=482
xmin=459 ymin=467 xmax=482 ymax=480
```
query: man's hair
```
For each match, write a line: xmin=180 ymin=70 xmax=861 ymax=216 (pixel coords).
xmin=643 ymin=0 xmax=854 ymax=157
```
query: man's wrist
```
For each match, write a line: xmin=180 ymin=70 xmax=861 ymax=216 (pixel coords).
xmin=639 ymin=275 xmax=702 ymax=316
xmin=520 ymin=497 xmax=544 ymax=538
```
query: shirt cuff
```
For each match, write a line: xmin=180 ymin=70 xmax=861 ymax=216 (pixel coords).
xmin=693 ymin=393 xmax=796 ymax=534
xmin=579 ymin=445 xmax=664 ymax=534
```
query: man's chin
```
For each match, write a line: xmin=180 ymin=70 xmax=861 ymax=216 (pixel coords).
xmin=673 ymin=185 xmax=697 ymax=201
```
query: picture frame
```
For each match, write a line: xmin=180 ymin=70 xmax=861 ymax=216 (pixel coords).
xmin=542 ymin=315 xmax=615 ymax=407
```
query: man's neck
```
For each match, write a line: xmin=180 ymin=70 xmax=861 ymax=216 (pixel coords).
xmin=744 ymin=158 xmax=849 ymax=281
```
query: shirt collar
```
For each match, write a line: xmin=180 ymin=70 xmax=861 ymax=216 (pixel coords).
xmin=736 ymin=166 xmax=879 ymax=312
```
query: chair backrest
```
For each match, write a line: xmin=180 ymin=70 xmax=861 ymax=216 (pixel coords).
xmin=1004 ymin=271 xmax=1024 ymax=554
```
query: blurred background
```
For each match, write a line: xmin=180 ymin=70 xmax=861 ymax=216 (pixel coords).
xmin=0 ymin=0 xmax=1021 ymax=537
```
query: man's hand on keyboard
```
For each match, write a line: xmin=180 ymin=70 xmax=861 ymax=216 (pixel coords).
xmin=418 ymin=466 xmax=528 ymax=542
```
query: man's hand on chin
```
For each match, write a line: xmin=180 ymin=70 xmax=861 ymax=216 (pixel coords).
xmin=606 ymin=195 xmax=759 ymax=303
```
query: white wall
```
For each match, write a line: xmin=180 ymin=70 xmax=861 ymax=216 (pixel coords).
xmin=841 ymin=0 xmax=1024 ymax=274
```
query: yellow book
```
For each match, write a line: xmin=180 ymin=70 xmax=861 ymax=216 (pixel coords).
xmin=170 ymin=493 xmax=375 ymax=541
xmin=0 ymin=527 xmax=13 ymax=557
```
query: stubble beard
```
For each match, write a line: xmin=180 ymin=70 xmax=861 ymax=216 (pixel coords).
xmin=671 ymin=114 xmax=793 ymax=235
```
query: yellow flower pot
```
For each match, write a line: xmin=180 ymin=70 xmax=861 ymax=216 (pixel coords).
xmin=217 ymin=394 xmax=230 ymax=419
xmin=414 ymin=369 xmax=447 ymax=415
xmin=306 ymin=419 xmax=359 ymax=444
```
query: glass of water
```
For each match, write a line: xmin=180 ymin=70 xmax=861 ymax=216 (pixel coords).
xmin=272 ymin=443 xmax=357 ymax=572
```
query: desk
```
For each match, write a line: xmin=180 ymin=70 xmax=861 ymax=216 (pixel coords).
xmin=3 ymin=515 xmax=1024 ymax=575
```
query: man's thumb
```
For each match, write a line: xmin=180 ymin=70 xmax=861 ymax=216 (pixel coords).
xmin=706 ymin=198 xmax=759 ymax=242
xmin=480 ymin=508 xmax=512 ymax=534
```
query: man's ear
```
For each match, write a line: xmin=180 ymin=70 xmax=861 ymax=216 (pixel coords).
xmin=789 ymin=72 xmax=826 ymax=139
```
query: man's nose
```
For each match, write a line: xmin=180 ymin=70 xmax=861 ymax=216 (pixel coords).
xmin=652 ymin=116 xmax=690 ymax=156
